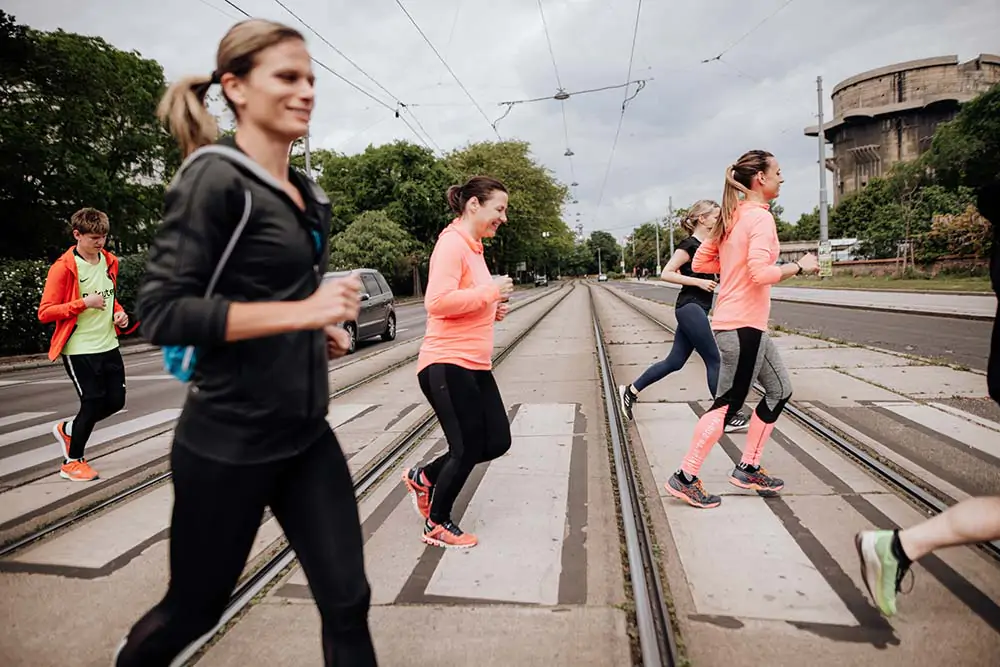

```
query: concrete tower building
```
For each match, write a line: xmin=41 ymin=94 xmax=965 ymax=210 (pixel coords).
xmin=805 ymin=54 xmax=1000 ymax=205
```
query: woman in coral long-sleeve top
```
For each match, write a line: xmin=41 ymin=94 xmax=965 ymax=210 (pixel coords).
xmin=401 ymin=176 xmax=515 ymax=548
xmin=665 ymin=150 xmax=819 ymax=509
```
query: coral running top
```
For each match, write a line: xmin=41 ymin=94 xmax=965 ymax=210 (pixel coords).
xmin=691 ymin=200 xmax=782 ymax=332
xmin=417 ymin=220 xmax=501 ymax=372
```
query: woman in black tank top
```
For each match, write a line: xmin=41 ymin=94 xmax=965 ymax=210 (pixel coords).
xmin=617 ymin=200 xmax=748 ymax=432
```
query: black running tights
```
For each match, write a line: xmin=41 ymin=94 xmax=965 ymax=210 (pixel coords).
xmin=115 ymin=428 xmax=376 ymax=667
xmin=418 ymin=363 xmax=512 ymax=525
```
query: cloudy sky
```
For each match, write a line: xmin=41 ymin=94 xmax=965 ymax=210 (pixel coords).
xmin=8 ymin=0 xmax=999 ymax=239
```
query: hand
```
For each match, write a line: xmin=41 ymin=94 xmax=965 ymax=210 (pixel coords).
xmin=493 ymin=275 xmax=514 ymax=299
xmin=305 ymin=274 xmax=362 ymax=328
xmin=796 ymin=253 xmax=820 ymax=274
xmin=698 ymin=278 xmax=718 ymax=293
xmin=324 ymin=325 xmax=352 ymax=359
xmin=83 ymin=293 xmax=105 ymax=310
xmin=113 ymin=310 xmax=129 ymax=328
xmin=495 ymin=302 xmax=510 ymax=322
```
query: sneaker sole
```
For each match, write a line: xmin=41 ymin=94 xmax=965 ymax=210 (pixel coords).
xmin=618 ymin=386 xmax=633 ymax=421
xmin=665 ymin=481 xmax=721 ymax=509
xmin=855 ymin=532 xmax=892 ymax=616
xmin=421 ymin=534 xmax=477 ymax=549
xmin=59 ymin=471 xmax=98 ymax=482
xmin=52 ymin=423 xmax=70 ymax=461
xmin=401 ymin=471 xmax=430 ymax=520
xmin=729 ymin=476 xmax=784 ymax=493
xmin=724 ymin=424 xmax=749 ymax=433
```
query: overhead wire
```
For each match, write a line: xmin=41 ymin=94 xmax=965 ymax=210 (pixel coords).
xmin=393 ymin=0 xmax=502 ymax=140
xmin=536 ymin=0 xmax=577 ymax=188
xmin=217 ymin=0 xmax=436 ymax=152
xmin=701 ymin=0 xmax=798 ymax=63
xmin=594 ymin=0 xmax=644 ymax=213
xmin=269 ymin=0 xmax=441 ymax=153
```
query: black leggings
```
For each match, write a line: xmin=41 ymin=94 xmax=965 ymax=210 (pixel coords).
xmin=116 ymin=428 xmax=376 ymax=667
xmin=418 ymin=363 xmax=512 ymax=525
xmin=62 ymin=348 xmax=127 ymax=459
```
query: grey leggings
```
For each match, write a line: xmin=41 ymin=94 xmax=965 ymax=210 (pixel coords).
xmin=712 ymin=328 xmax=792 ymax=423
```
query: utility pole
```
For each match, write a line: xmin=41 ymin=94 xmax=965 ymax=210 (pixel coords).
xmin=668 ymin=196 xmax=675 ymax=256
xmin=304 ymin=130 xmax=312 ymax=177
xmin=598 ymin=247 xmax=602 ymax=275
xmin=654 ymin=221 xmax=660 ymax=275
xmin=817 ymin=76 xmax=831 ymax=278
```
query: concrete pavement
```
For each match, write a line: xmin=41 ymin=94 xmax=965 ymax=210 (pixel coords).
xmin=618 ymin=280 xmax=995 ymax=372
xmin=1 ymin=279 xmax=998 ymax=666
xmin=629 ymin=278 xmax=997 ymax=319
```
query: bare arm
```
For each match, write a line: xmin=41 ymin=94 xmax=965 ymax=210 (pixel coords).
xmin=661 ymin=249 xmax=712 ymax=287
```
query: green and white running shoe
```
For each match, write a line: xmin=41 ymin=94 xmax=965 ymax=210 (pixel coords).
xmin=855 ymin=529 xmax=912 ymax=617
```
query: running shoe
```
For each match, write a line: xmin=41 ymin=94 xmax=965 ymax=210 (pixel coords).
xmin=729 ymin=465 xmax=784 ymax=492
xmin=402 ymin=467 xmax=433 ymax=519
xmin=422 ymin=519 xmax=477 ymax=548
xmin=724 ymin=411 xmax=750 ymax=433
xmin=60 ymin=458 xmax=98 ymax=482
xmin=52 ymin=421 xmax=71 ymax=461
xmin=619 ymin=384 xmax=637 ymax=421
xmin=855 ymin=529 xmax=913 ymax=617
xmin=665 ymin=472 xmax=721 ymax=509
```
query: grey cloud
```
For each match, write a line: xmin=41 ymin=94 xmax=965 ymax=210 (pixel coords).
xmin=7 ymin=0 xmax=1000 ymax=238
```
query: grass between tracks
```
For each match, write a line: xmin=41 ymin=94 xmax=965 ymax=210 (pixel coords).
xmin=780 ymin=275 xmax=991 ymax=292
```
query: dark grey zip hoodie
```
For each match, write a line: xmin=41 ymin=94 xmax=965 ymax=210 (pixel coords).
xmin=138 ymin=136 xmax=333 ymax=464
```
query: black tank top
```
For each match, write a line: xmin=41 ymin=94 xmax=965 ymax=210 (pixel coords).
xmin=674 ymin=236 xmax=716 ymax=312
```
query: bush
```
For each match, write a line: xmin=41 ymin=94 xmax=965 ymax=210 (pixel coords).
xmin=0 ymin=253 xmax=147 ymax=357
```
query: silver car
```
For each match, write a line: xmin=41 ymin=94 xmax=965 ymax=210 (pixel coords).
xmin=323 ymin=268 xmax=397 ymax=354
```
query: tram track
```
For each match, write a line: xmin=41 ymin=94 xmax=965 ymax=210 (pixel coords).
xmin=0 ymin=284 xmax=567 ymax=559
xmin=588 ymin=284 xmax=680 ymax=667
xmin=169 ymin=282 xmax=577 ymax=666
xmin=598 ymin=282 xmax=1000 ymax=563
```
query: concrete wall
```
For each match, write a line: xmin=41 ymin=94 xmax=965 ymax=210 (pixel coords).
xmin=805 ymin=54 xmax=1000 ymax=205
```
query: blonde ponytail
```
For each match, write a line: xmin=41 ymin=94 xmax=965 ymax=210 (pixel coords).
xmin=157 ymin=75 xmax=218 ymax=158
xmin=713 ymin=151 xmax=774 ymax=241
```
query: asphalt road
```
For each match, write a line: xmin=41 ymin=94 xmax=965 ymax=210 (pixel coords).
xmin=615 ymin=281 xmax=994 ymax=371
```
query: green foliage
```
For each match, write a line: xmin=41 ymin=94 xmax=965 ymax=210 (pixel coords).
xmin=924 ymin=83 xmax=1000 ymax=192
xmin=446 ymin=140 xmax=570 ymax=274
xmin=0 ymin=253 xmax=147 ymax=356
xmin=587 ymin=230 xmax=621 ymax=274
xmin=917 ymin=205 xmax=992 ymax=262
xmin=0 ymin=11 xmax=178 ymax=260
xmin=329 ymin=210 xmax=423 ymax=290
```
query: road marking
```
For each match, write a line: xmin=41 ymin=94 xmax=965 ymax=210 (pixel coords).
xmin=0 ymin=409 xmax=180 ymax=478
xmin=0 ymin=412 xmax=54 ymax=429
xmin=426 ymin=403 xmax=577 ymax=604
xmin=0 ymin=381 xmax=27 ymax=388
xmin=878 ymin=401 xmax=1000 ymax=460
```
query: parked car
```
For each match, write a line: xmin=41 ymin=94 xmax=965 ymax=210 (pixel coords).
xmin=534 ymin=274 xmax=548 ymax=287
xmin=323 ymin=268 xmax=396 ymax=354
xmin=597 ymin=274 xmax=608 ymax=282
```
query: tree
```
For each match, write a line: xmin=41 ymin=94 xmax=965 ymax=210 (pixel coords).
xmin=329 ymin=210 xmax=422 ymax=292
xmin=0 ymin=11 xmax=178 ymax=259
xmin=918 ymin=205 xmax=991 ymax=262
xmin=925 ymin=83 xmax=1000 ymax=193
xmin=587 ymin=230 xmax=621 ymax=274
xmin=447 ymin=140 xmax=570 ymax=275
xmin=314 ymin=141 xmax=456 ymax=241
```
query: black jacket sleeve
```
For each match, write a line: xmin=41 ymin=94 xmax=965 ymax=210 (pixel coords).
xmin=137 ymin=157 xmax=244 ymax=347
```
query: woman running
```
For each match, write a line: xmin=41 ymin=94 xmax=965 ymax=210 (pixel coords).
xmin=115 ymin=20 xmax=377 ymax=666
xmin=665 ymin=150 xmax=818 ymax=509
xmin=401 ymin=176 xmax=515 ymax=549
xmin=618 ymin=199 xmax=748 ymax=433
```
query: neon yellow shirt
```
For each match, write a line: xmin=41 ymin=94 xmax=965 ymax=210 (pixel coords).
xmin=62 ymin=253 xmax=118 ymax=356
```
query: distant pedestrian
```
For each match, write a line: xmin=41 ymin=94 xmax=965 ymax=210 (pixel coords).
xmin=38 ymin=208 xmax=137 ymax=482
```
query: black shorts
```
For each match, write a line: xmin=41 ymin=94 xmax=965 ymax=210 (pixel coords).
xmin=62 ymin=347 xmax=126 ymax=401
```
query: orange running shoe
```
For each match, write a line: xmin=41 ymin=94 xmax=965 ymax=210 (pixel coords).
xmin=422 ymin=519 xmax=477 ymax=549
xmin=60 ymin=458 xmax=98 ymax=482
xmin=402 ymin=467 xmax=433 ymax=519
xmin=52 ymin=421 xmax=71 ymax=461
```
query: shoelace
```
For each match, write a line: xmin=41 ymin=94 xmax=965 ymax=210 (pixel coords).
xmin=442 ymin=521 xmax=464 ymax=536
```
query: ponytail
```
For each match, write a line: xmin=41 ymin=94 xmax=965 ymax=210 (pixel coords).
xmin=714 ymin=150 xmax=774 ymax=241
xmin=157 ymin=75 xmax=219 ymax=158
